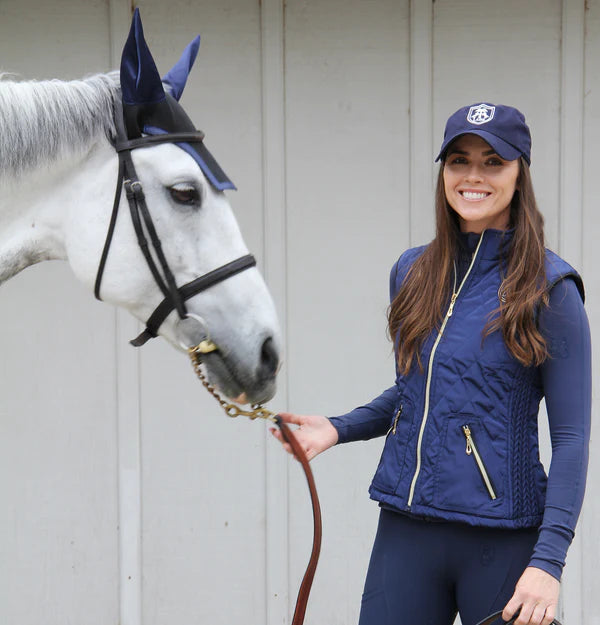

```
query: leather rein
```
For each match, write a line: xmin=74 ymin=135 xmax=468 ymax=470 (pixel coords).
xmin=94 ymin=99 xmax=322 ymax=624
xmin=187 ymin=345 xmax=322 ymax=625
xmin=475 ymin=610 xmax=563 ymax=625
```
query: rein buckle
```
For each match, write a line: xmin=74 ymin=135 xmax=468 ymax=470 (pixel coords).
xmin=124 ymin=179 xmax=144 ymax=199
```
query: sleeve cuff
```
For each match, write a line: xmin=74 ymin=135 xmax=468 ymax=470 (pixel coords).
xmin=527 ymin=559 xmax=563 ymax=582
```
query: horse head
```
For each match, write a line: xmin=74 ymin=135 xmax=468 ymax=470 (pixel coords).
xmin=66 ymin=10 xmax=281 ymax=404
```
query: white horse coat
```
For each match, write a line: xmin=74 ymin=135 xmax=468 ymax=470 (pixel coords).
xmin=0 ymin=72 xmax=280 ymax=404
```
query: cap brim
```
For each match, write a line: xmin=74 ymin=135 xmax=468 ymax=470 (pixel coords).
xmin=435 ymin=130 xmax=525 ymax=164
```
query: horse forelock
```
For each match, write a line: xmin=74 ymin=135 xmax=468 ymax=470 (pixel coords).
xmin=0 ymin=72 xmax=119 ymax=179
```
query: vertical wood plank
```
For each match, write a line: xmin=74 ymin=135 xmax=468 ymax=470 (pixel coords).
xmin=115 ymin=312 xmax=143 ymax=625
xmin=108 ymin=2 xmax=143 ymax=625
xmin=409 ymin=0 xmax=434 ymax=246
xmin=559 ymin=0 xmax=585 ymax=268
xmin=284 ymin=2 xmax=410 ymax=622
xmin=260 ymin=1 xmax=290 ymax=622
xmin=0 ymin=3 xmax=119 ymax=624
xmin=557 ymin=0 xmax=585 ymax=621
xmin=581 ymin=2 xmax=600 ymax=624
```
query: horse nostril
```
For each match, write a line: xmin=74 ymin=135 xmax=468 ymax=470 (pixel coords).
xmin=259 ymin=337 xmax=279 ymax=379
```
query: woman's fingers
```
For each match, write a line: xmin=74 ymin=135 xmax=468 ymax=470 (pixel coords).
xmin=502 ymin=567 xmax=560 ymax=625
xmin=530 ymin=604 xmax=547 ymax=625
xmin=269 ymin=427 xmax=293 ymax=455
xmin=542 ymin=605 xmax=556 ymax=625
xmin=276 ymin=411 xmax=305 ymax=426
xmin=269 ymin=425 xmax=316 ymax=460
xmin=269 ymin=413 xmax=338 ymax=461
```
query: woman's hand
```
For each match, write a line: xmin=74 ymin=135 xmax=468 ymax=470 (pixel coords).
xmin=269 ymin=412 xmax=339 ymax=461
xmin=502 ymin=566 xmax=560 ymax=625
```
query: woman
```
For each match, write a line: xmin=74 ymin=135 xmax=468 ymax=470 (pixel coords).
xmin=271 ymin=103 xmax=591 ymax=625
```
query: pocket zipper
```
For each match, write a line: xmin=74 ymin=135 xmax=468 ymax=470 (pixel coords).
xmin=386 ymin=405 xmax=403 ymax=436
xmin=462 ymin=425 xmax=497 ymax=500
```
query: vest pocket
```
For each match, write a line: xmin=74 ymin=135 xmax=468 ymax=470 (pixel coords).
xmin=385 ymin=403 xmax=403 ymax=436
xmin=371 ymin=399 xmax=413 ymax=494
xmin=434 ymin=415 xmax=505 ymax=516
xmin=462 ymin=425 xmax=497 ymax=500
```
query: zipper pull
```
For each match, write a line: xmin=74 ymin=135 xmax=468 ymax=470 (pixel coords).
xmin=462 ymin=425 xmax=473 ymax=455
xmin=447 ymin=293 xmax=458 ymax=317
xmin=392 ymin=405 xmax=403 ymax=435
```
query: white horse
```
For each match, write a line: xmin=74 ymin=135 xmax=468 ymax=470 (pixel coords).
xmin=0 ymin=18 xmax=281 ymax=405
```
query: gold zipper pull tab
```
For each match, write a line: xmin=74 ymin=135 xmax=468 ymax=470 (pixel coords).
xmin=447 ymin=293 xmax=458 ymax=317
xmin=462 ymin=425 xmax=473 ymax=455
xmin=392 ymin=405 xmax=403 ymax=435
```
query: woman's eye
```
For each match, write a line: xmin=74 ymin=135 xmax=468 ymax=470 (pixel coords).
xmin=449 ymin=156 xmax=468 ymax=165
xmin=169 ymin=184 xmax=201 ymax=206
xmin=486 ymin=158 xmax=503 ymax=166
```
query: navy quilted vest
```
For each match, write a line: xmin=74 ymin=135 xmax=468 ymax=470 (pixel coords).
xmin=369 ymin=229 xmax=584 ymax=528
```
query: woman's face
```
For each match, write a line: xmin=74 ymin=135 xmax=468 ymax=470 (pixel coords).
xmin=443 ymin=134 xmax=520 ymax=233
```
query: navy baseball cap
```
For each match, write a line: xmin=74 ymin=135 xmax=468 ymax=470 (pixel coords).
xmin=436 ymin=103 xmax=531 ymax=165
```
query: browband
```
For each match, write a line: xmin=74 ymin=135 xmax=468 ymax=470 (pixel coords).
xmin=116 ymin=131 xmax=205 ymax=152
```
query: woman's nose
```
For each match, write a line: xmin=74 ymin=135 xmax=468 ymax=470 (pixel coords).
xmin=465 ymin=164 xmax=484 ymax=182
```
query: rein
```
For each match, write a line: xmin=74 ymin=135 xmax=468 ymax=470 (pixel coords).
xmin=475 ymin=611 xmax=562 ymax=625
xmin=188 ymin=343 xmax=322 ymax=625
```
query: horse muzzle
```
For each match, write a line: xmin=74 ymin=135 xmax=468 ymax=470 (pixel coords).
xmin=176 ymin=314 xmax=280 ymax=404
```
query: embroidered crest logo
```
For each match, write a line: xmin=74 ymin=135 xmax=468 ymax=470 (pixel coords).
xmin=467 ymin=104 xmax=495 ymax=125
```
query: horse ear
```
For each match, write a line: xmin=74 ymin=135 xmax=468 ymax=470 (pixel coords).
xmin=162 ymin=36 xmax=201 ymax=101
xmin=120 ymin=8 xmax=165 ymax=106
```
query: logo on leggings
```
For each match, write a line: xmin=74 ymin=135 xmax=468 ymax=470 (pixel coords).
xmin=481 ymin=545 xmax=495 ymax=566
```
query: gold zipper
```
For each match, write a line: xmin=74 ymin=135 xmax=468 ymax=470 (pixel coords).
xmin=386 ymin=404 xmax=403 ymax=436
xmin=462 ymin=425 xmax=497 ymax=500
xmin=407 ymin=232 xmax=485 ymax=508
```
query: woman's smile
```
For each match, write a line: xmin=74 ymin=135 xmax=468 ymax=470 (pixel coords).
xmin=459 ymin=189 xmax=491 ymax=201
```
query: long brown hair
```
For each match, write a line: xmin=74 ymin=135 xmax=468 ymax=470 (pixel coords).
xmin=388 ymin=158 xmax=548 ymax=375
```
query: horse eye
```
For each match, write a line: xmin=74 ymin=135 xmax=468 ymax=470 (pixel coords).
xmin=169 ymin=184 xmax=201 ymax=206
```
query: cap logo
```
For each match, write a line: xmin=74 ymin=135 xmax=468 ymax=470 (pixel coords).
xmin=467 ymin=104 xmax=495 ymax=125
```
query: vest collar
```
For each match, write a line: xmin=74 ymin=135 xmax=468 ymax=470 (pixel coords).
xmin=458 ymin=228 xmax=514 ymax=261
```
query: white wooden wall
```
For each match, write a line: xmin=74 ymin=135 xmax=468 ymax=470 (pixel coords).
xmin=0 ymin=1 xmax=597 ymax=624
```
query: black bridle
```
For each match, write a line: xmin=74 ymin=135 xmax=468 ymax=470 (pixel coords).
xmin=94 ymin=99 xmax=256 ymax=347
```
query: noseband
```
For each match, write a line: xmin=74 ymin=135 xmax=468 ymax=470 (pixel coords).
xmin=94 ymin=98 xmax=256 ymax=346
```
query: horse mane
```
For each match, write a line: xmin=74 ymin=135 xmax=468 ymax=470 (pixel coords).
xmin=0 ymin=72 xmax=119 ymax=179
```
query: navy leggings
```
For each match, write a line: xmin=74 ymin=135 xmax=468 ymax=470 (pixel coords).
xmin=359 ymin=509 xmax=538 ymax=625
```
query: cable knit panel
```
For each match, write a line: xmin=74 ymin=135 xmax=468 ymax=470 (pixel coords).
xmin=509 ymin=367 xmax=545 ymax=525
